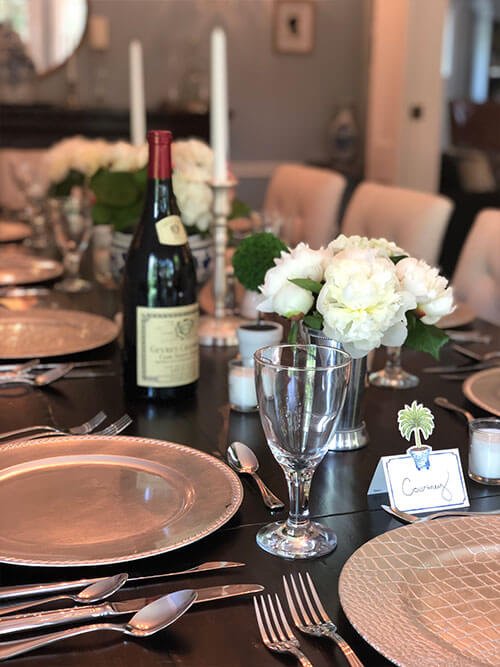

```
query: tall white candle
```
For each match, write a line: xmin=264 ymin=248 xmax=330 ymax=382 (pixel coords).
xmin=210 ymin=27 xmax=229 ymax=183
xmin=129 ymin=40 xmax=146 ymax=146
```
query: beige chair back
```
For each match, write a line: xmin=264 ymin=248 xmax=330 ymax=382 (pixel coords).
xmin=452 ymin=209 xmax=500 ymax=326
xmin=341 ymin=181 xmax=453 ymax=265
xmin=263 ymin=163 xmax=346 ymax=248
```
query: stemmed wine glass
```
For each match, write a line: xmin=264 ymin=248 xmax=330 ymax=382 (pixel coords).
xmin=369 ymin=345 xmax=419 ymax=389
xmin=49 ymin=188 xmax=93 ymax=293
xmin=254 ymin=344 xmax=351 ymax=559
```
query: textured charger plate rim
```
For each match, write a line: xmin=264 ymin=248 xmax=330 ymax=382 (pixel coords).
xmin=0 ymin=435 xmax=243 ymax=566
xmin=0 ymin=308 xmax=119 ymax=359
xmin=463 ymin=367 xmax=500 ymax=417
xmin=0 ymin=221 xmax=31 ymax=243
xmin=339 ymin=517 xmax=500 ymax=667
xmin=0 ymin=256 xmax=63 ymax=286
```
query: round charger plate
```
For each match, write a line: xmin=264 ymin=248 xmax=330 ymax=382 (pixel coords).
xmin=0 ymin=254 xmax=63 ymax=286
xmin=339 ymin=517 xmax=500 ymax=667
xmin=0 ymin=221 xmax=31 ymax=243
xmin=463 ymin=367 xmax=500 ymax=417
xmin=437 ymin=302 xmax=475 ymax=329
xmin=0 ymin=435 xmax=243 ymax=566
xmin=0 ymin=308 xmax=119 ymax=359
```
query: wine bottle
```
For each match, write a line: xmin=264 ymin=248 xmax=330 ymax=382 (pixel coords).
xmin=123 ymin=130 xmax=199 ymax=400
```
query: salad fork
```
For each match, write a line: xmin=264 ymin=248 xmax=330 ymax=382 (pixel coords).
xmin=0 ymin=411 xmax=107 ymax=442
xmin=4 ymin=414 xmax=132 ymax=445
xmin=283 ymin=573 xmax=363 ymax=667
xmin=254 ymin=594 xmax=313 ymax=667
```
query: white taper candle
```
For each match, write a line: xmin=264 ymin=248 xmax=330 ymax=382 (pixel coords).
xmin=210 ymin=27 xmax=229 ymax=183
xmin=129 ymin=40 xmax=146 ymax=146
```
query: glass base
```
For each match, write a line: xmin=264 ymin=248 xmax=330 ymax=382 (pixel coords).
xmin=55 ymin=278 xmax=92 ymax=293
xmin=256 ymin=520 xmax=337 ymax=560
xmin=369 ymin=367 xmax=419 ymax=389
xmin=468 ymin=471 xmax=500 ymax=485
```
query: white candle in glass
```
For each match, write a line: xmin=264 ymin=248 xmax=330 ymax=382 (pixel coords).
xmin=469 ymin=421 xmax=500 ymax=483
xmin=129 ymin=40 xmax=146 ymax=146
xmin=228 ymin=360 xmax=257 ymax=411
xmin=210 ymin=27 xmax=229 ymax=183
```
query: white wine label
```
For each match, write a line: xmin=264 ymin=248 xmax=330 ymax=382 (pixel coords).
xmin=136 ymin=304 xmax=199 ymax=388
xmin=155 ymin=215 xmax=188 ymax=246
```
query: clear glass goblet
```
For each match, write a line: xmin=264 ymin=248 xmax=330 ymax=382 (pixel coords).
xmin=49 ymin=190 xmax=93 ymax=293
xmin=369 ymin=345 xmax=419 ymax=389
xmin=254 ymin=344 xmax=351 ymax=559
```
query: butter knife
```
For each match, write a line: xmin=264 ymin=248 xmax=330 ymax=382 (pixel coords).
xmin=0 ymin=561 xmax=244 ymax=600
xmin=0 ymin=584 xmax=264 ymax=636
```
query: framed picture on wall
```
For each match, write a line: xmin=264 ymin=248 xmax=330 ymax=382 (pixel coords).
xmin=273 ymin=0 xmax=315 ymax=54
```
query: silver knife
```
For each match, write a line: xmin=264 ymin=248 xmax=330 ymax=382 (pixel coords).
xmin=0 ymin=561 xmax=245 ymax=600
xmin=423 ymin=360 xmax=499 ymax=374
xmin=444 ymin=330 xmax=491 ymax=344
xmin=0 ymin=584 xmax=264 ymax=636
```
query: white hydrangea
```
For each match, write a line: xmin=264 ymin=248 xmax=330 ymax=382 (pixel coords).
xmin=396 ymin=257 xmax=454 ymax=325
xmin=316 ymin=248 xmax=415 ymax=358
xmin=329 ymin=234 xmax=407 ymax=259
xmin=172 ymin=172 xmax=213 ymax=232
xmin=258 ymin=243 xmax=328 ymax=318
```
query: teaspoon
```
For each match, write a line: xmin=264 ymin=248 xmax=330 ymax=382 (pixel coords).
xmin=0 ymin=573 xmax=128 ymax=616
xmin=0 ymin=588 xmax=196 ymax=661
xmin=227 ymin=441 xmax=284 ymax=511
xmin=433 ymin=396 xmax=474 ymax=423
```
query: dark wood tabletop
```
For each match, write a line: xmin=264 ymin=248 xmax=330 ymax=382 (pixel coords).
xmin=0 ymin=285 xmax=499 ymax=667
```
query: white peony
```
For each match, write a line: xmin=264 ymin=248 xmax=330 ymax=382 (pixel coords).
xmin=329 ymin=234 xmax=407 ymax=259
xmin=45 ymin=136 xmax=84 ymax=183
xmin=258 ymin=243 xmax=328 ymax=318
xmin=317 ymin=248 xmax=415 ymax=357
xmin=108 ymin=141 xmax=145 ymax=172
xmin=396 ymin=257 xmax=454 ymax=325
xmin=72 ymin=139 xmax=110 ymax=177
xmin=172 ymin=139 xmax=213 ymax=181
xmin=172 ymin=172 xmax=213 ymax=232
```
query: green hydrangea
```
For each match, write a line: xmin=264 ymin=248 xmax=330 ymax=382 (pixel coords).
xmin=232 ymin=232 xmax=288 ymax=291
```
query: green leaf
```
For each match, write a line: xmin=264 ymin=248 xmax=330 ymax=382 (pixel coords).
xmin=132 ymin=166 xmax=147 ymax=189
xmin=289 ymin=278 xmax=323 ymax=294
xmin=229 ymin=198 xmax=252 ymax=220
xmin=49 ymin=170 xmax=85 ymax=197
xmin=303 ymin=312 xmax=323 ymax=330
xmin=91 ymin=203 xmax=111 ymax=225
xmin=390 ymin=255 xmax=408 ymax=265
xmin=404 ymin=311 xmax=448 ymax=359
xmin=90 ymin=170 xmax=139 ymax=207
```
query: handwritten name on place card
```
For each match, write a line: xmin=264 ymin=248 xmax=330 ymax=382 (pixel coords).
xmin=368 ymin=449 xmax=470 ymax=514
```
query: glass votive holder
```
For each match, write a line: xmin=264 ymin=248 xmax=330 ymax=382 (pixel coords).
xmin=228 ymin=359 xmax=258 ymax=412
xmin=468 ymin=418 xmax=500 ymax=485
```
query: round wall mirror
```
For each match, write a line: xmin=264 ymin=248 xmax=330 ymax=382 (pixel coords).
xmin=0 ymin=0 xmax=88 ymax=76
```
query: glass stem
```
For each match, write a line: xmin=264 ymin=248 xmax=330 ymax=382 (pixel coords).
xmin=285 ymin=469 xmax=313 ymax=535
xmin=64 ymin=251 xmax=82 ymax=280
xmin=385 ymin=346 xmax=402 ymax=375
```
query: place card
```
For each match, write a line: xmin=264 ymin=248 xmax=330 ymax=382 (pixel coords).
xmin=368 ymin=449 xmax=470 ymax=513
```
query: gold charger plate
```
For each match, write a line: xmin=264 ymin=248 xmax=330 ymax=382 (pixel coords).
xmin=0 ymin=308 xmax=119 ymax=359
xmin=339 ymin=517 xmax=500 ymax=666
xmin=0 ymin=435 xmax=243 ymax=566
xmin=0 ymin=254 xmax=63 ymax=286
xmin=0 ymin=221 xmax=31 ymax=243
xmin=463 ymin=367 xmax=500 ymax=417
xmin=437 ymin=302 xmax=476 ymax=329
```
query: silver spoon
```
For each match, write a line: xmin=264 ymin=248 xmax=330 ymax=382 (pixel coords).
xmin=0 ymin=588 xmax=196 ymax=661
xmin=0 ymin=573 xmax=128 ymax=616
xmin=452 ymin=344 xmax=500 ymax=363
xmin=227 ymin=441 xmax=284 ymax=511
xmin=433 ymin=396 xmax=474 ymax=423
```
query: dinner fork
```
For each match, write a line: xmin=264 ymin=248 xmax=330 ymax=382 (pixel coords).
xmin=283 ymin=573 xmax=364 ymax=667
xmin=253 ymin=594 xmax=313 ymax=667
xmin=0 ymin=411 xmax=107 ymax=442
xmin=3 ymin=414 xmax=132 ymax=445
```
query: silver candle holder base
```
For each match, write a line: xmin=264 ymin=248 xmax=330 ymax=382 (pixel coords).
xmin=199 ymin=178 xmax=244 ymax=348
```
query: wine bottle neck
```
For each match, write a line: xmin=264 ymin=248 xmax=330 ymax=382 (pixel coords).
xmin=148 ymin=143 xmax=172 ymax=179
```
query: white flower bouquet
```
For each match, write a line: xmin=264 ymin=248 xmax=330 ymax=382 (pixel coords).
xmin=258 ymin=234 xmax=454 ymax=359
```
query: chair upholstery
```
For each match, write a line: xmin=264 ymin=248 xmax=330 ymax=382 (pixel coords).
xmin=341 ymin=181 xmax=453 ymax=266
xmin=452 ymin=209 xmax=500 ymax=326
xmin=263 ymin=163 xmax=347 ymax=248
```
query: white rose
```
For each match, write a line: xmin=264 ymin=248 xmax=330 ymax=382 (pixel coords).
xmin=329 ymin=234 xmax=407 ymax=258
xmin=396 ymin=257 xmax=454 ymax=325
xmin=317 ymin=248 xmax=413 ymax=357
xmin=258 ymin=243 xmax=326 ymax=316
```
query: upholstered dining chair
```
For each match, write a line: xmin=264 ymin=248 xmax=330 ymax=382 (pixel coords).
xmin=340 ymin=181 xmax=453 ymax=266
xmin=263 ymin=163 xmax=347 ymax=248
xmin=452 ymin=208 xmax=500 ymax=326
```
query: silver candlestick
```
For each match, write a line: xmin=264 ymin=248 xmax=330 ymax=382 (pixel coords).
xmin=198 ymin=178 xmax=244 ymax=346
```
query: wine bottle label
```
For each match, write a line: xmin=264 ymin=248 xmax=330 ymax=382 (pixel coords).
xmin=155 ymin=215 xmax=188 ymax=246
xmin=136 ymin=304 xmax=199 ymax=388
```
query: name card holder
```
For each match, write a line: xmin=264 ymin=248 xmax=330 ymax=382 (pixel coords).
xmin=368 ymin=449 xmax=470 ymax=514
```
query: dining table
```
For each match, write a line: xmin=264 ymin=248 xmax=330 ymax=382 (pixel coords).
xmin=0 ymin=282 xmax=499 ymax=667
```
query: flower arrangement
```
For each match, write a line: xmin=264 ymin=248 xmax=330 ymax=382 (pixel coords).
xmin=44 ymin=136 xmax=228 ymax=235
xmin=256 ymin=234 xmax=454 ymax=359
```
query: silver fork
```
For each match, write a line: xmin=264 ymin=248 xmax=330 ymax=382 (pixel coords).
xmin=95 ymin=414 xmax=132 ymax=436
xmin=0 ymin=411 xmax=107 ymax=441
xmin=283 ymin=573 xmax=364 ymax=667
xmin=253 ymin=594 xmax=313 ymax=667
